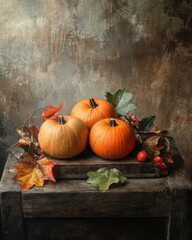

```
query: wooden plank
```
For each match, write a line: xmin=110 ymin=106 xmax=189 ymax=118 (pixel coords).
xmin=52 ymin=152 xmax=160 ymax=179
xmin=48 ymin=137 xmax=183 ymax=180
xmin=0 ymin=156 xmax=25 ymax=240
xmin=25 ymin=217 xmax=168 ymax=240
xmin=22 ymin=178 xmax=172 ymax=218
xmin=167 ymin=168 xmax=192 ymax=240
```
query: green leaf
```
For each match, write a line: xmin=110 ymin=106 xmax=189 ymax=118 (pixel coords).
xmin=105 ymin=89 xmax=136 ymax=116
xmin=138 ymin=116 xmax=156 ymax=132
xmin=87 ymin=168 xmax=127 ymax=192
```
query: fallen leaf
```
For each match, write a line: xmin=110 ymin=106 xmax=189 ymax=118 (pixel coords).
xmin=37 ymin=158 xmax=56 ymax=182
xmin=87 ymin=168 xmax=127 ymax=192
xmin=14 ymin=156 xmax=56 ymax=190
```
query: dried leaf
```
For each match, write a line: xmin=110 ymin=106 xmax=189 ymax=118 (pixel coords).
xmin=161 ymin=137 xmax=171 ymax=152
xmin=163 ymin=152 xmax=174 ymax=164
xmin=87 ymin=168 xmax=127 ymax=192
xmin=144 ymin=135 xmax=160 ymax=149
xmin=18 ymin=137 xmax=32 ymax=146
xmin=17 ymin=126 xmax=30 ymax=138
xmin=14 ymin=156 xmax=56 ymax=189
xmin=105 ymin=89 xmax=136 ymax=116
xmin=29 ymin=124 xmax=39 ymax=137
xmin=41 ymin=104 xmax=62 ymax=121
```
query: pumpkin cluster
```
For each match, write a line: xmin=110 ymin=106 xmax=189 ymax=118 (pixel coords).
xmin=38 ymin=98 xmax=136 ymax=160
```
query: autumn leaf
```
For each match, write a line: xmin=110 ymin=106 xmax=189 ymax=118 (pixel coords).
xmin=10 ymin=124 xmax=40 ymax=156
xmin=41 ymin=104 xmax=62 ymax=121
xmin=105 ymin=89 xmax=136 ymax=116
xmin=163 ymin=152 xmax=174 ymax=164
xmin=138 ymin=116 xmax=156 ymax=132
xmin=144 ymin=135 xmax=161 ymax=155
xmin=87 ymin=168 xmax=127 ymax=192
xmin=14 ymin=156 xmax=56 ymax=190
xmin=37 ymin=158 xmax=56 ymax=182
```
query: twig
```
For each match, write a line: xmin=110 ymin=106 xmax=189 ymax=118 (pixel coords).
xmin=7 ymin=149 xmax=20 ymax=162
xmin=17 ymin=106 xmax=46 ymax=130
xmin=124 ymin=116 xmax=144 ymax=142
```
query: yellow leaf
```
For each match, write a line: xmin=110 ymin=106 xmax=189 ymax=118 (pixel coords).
xmin=14 ymin=156 xmax=56 ymax=189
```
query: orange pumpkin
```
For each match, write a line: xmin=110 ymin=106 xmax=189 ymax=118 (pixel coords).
xmin=38 ymin=115 xmax=89 ymax=159
xmin=70 ymin=98 xmax=117 ymax=130
xmin=89 ymin=118 xmax=135 ymax=160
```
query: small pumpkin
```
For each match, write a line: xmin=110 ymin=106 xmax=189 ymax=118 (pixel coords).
xmin=70 ymin=98 xmax=117 ymax=130
xmin=89 ymin=118 xmax=135 ymax=160
xmin=38 ymin=115 xmax=89 ymax=159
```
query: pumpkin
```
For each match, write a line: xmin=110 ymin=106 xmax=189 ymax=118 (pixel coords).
xmin=89 ymin=118 xmax=135 ymax=160
xmin=70 ymin=98 xmax=117 ymax=130
xmin=38 ymin=115 xmax=89 ymax=159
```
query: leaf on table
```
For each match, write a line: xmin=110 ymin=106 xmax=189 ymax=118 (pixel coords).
xmin=105 ymin=89 xmax=136 ymax=116
xmin=14 ymin=156 xmax=56 ymax=190
xmin=87 ymin=168 xmax=127 ymax=192
xmin=37 ymin=158 xmax=56 ymax=182
xmin=138 ymin=116 xmax=156 ymax=132
xmin=41 ymin=104 xmax=62 ymax=121
xmin=143 ymin=132 xmax=174 ymax=167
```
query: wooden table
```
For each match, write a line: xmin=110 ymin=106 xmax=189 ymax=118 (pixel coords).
xmin=0 ymin=139 xmax=191 ymax=240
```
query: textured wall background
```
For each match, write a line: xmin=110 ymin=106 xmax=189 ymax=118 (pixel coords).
xmin=0 ymin=0 xmax=191 ymax=177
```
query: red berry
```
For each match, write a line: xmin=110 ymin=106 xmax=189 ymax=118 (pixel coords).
xmin=39 ymin=149 xmax=44 ymax=155
xmin=153 ymin=155 xmax=163 ymax=163
xmin=156 ymin=161 xmax=167 ymax=169
xmin=137 ymin=150 xmax=148 ymax=162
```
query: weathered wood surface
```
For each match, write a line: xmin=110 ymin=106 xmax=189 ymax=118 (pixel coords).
xmin=52 ymin=148 xmax=160 ymax=179
xmin=0 ymin=155 xmax=24 ymax=240
xmin=51 ymin=137 xmax=182 ymax=179
xmin=1 ymin=0 xmax=192 ymax=183
xmin=22 ymin=178 xmax=171 ymax=218
xmin=0 ymin=139 xmax=191 ymax=240
xmin=167 ymin=168 xmax=192 ymax=240
xmin=25 ymin=217 xmax=168 ymax=240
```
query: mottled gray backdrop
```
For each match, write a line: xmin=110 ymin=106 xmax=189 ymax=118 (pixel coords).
xmin=0 ymin=0 xmax=191 ymax=177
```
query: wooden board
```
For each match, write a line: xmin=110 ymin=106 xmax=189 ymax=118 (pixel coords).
xmin=24 ymin=217 xmax=168 ymax=240
xmin=0 ymin=138 xmax=191 ymax=240
xmin=51 ymin=147 xmax=161 ymax=180
xmin=48 ymin=137 xmax=183 ymax=180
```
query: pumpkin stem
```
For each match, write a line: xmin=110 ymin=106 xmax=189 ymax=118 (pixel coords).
xmin=58 ymin=116 xmax=66 ymax=124
xmin=89 ymin=98 xmax=98 ymax=108
xmin=109 ymin=119 xmax=118 ymax=127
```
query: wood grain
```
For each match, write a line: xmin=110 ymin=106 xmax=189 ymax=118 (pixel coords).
xmin=25 ymin=217 xmax=168 ymax=240
xmin=51 ymin=148 xmax=160 ymax=179
xmin=0 ymin=139 xmax=191 ymax=240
